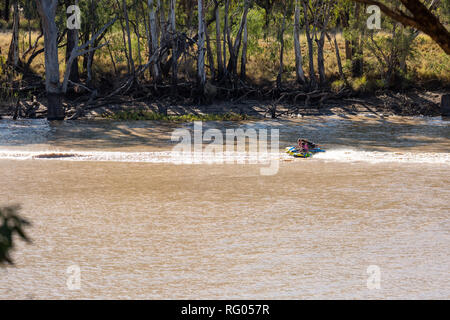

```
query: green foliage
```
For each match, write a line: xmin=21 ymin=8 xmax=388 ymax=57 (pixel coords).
xmin=105 ymin=111 xmax=253 ymax=121
xmin=351 ymin=75 xmax=367 ymax=91
xmin=0 ymin=206 xmax=31 ymax=265
xmin=331 ymin=79 xmax=345 ymax=92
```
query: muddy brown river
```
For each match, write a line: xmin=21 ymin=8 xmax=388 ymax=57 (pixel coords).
xmin=0 ymin=115 xmax=449 ymax=299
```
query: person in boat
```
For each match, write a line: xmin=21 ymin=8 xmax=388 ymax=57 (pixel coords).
xmin=297 ymin=138 xmax=318 ymax=152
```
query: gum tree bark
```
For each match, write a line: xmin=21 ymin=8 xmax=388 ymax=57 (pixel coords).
xmin=293 ymin=0 xmax=306 ymax=84
xmin=147 ymin=0 xmax=161 ymax=81
xmin=158 ymin=0 xmax=166 ymax=45
xmin=315 ymin=1 xmax=333 ymax=86
xmin=170 ymin=0 xmax=178 ymax=89
xmin=65 ymin=0 xmax=79 ymax=84
xmin=35 ymin=0 xmax=64 ymax=120
xmin=197 ymin=0 xmax=206 ymax=93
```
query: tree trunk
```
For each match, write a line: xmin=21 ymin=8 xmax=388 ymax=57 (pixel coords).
xmin=228 ymin=0 xmax=250 ymax=77
xmin=341 ymin=9 xmax=352 ymax=60
xmin=317 ymin=35 xmax=326 ymax=86
xmin=214 ymin=1 xmax=223 ymax=78
xmin=223 ymin=0 xmax=229 ymax=78
xmin=205 ymin=23 xmax=216 ymax=81
xmin=123 ymin=0 xmax=136 ymax=78
xmin=352 ymin=2 xmax=363 ymax=77
xmin=85 ymin=0 xmax=98 ymax=84
xmin=148 ymin=0 xmax=161 ymax=81
xmin=240 ymin=13 xmax=248 ymax=80
xmin=332 ymin=34 xmax=348 ymax=86
xmin=35 ymin=0 xmax=64 ymax=120
xmin=276 ymin=5 xmax=287 ymax=91
xmin=83 ymin=0 xmax=95 ymax=74
xmin=158 ymin=0 xmax=166 ymax=45
xmin=170 ymin=0 xmax=178 ymax=89
xmin=65 ymin=0 xmax=79 ymax=84
xmin=134 ymin=1 xmax=143 ymax=67
xmin=7 ymin=0 xmax=19 ymax=67
xmin=197 ymin=0 xmax=206 ymax=94
xmin=302 ymin=0 xmax=317 ymax=89
xmin=294 ymin=0 xmax=306 ymax=85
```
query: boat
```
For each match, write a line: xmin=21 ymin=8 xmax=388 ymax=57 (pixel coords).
xmin=285 ymin=146 xmax=325 ymax=158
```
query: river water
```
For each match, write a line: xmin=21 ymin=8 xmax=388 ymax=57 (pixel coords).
xmin=0 ymin=115 xmax=449 ymax=299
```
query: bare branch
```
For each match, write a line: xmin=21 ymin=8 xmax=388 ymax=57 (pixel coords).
xmin=62 ymin=17 xmax=118 ymax=93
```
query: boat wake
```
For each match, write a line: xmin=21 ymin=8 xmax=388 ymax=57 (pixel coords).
xmin=0 ymin=148 xmax=448 ymax=165
xmin=312 ymin=149 xmax=450 ymax=164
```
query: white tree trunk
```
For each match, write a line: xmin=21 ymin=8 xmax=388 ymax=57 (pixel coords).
xmin=35 ymin=0 xmax=64 ymax=120
xmin=66 ymin=0 xmax=79 ymax=84
xmin=170 ymin=0 xmax=178 ymax=87
xmin=294 ymin=0 xmax=306 ymax=84
xmin=157 ymin=0 xmax=165 ymax=43
xmin=147 ymin=0 xmax=160 ymax=80
xmin=197 ymin=0 xmax=206 ymax=92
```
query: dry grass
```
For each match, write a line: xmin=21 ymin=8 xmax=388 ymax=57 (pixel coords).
xmin=0 ymin=30 xmax=448 ymax=88
xmin=244 ymin=32 xmax=449 ymax=86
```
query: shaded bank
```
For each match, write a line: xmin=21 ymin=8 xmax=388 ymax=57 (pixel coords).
xmin=0 ymin=89 xmax=446 ymax=120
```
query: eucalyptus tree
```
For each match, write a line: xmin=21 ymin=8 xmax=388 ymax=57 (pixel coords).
xmin=198 ymin=0 xmax=206 ymax=93
xmin=169 ymin=0 xmax=178 ymax=89
xmin=351 ymin=0 xmax=450 ymax=54
xmin=65 ymin=0 xmax=79 ymax=84
xmin=147 ymin=0 xmax=161 ymax=81
xmin=227 ymin=0 xmax=250 ymax=80
xmin=35 ymin=0 xmax=64 ymax=120
xmin=293 ymin=0 xmax=306 ymax=85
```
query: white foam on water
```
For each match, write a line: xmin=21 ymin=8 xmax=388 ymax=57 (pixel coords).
xmin=0 ymin=148 xmax=448 ymax=165
xmin=0 ymin=149 xmax=284 ymax=164
xmin=313 ymin=149 xmax=450 ymax=164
